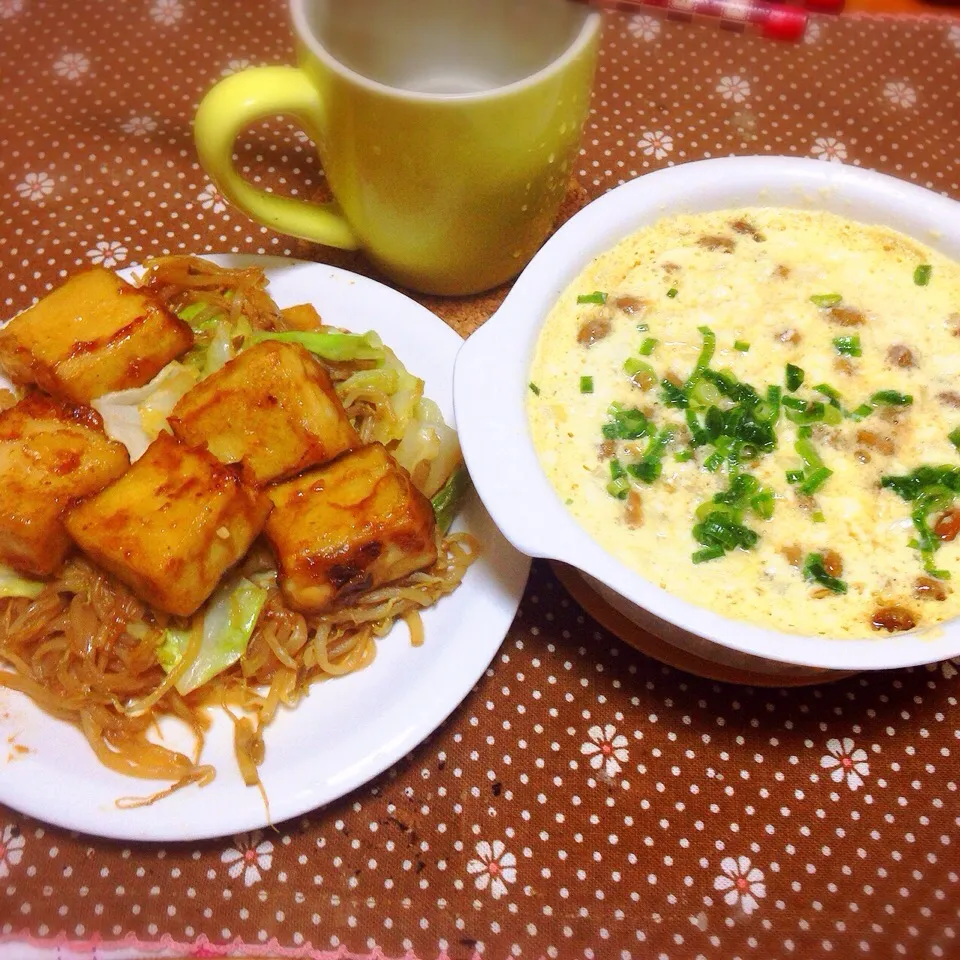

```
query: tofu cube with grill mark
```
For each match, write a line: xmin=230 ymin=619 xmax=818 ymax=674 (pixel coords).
xmin=0 ymin=394 xmax=130 ymax=577
xmin=169 ymin=340 xmax=359 ymax=485
xmin=265 ymin=443 xmax=438 ymax=613
xmin=0 ymin=267 xmax=194 ymax=403
xmin=65 ymin=432 xmax=271 ymax=616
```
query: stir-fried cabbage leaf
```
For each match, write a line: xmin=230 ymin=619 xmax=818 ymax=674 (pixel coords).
xmin=93 ymin=361 xmax=200 ymax=460
xmin=253 ymin=329 xmax=385 ymax=363
xmin=157 ymin=576 xmax=267 ymax=696
xmin=0 ymin=564 xmax=44 ymax=599
xmin=393 ymin=397 xmax=462 ymax=498
xmin=431 ymin=468 xmax=470 ymax=535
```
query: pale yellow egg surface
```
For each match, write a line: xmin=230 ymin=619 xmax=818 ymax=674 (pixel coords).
xmin=527 ymin=208 xmax=960 ymax=639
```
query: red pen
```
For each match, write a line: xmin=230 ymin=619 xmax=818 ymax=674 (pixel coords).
xmin=576 ymin=0 xmax=810 ymax=43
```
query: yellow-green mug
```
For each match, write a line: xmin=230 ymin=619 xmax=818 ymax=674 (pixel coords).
xmin=194 ymin=0 xmax=602 ymax=296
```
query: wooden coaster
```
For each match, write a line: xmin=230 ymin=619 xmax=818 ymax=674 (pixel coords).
xmin=550 ymin=562 xmax=856 ymax=688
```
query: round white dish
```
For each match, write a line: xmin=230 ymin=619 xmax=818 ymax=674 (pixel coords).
xmin=454 ymin=156 xmax=960 ymax=674
xmin=0 ymin=255 xmax=531 ymax=841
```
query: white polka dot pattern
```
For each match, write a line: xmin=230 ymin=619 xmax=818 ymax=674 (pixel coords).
xmin=1 ymin=5 xmax=960 ymax=959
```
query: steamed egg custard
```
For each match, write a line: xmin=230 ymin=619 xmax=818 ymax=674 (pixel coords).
xmin=528 ymin=208 xmax=960 ymax=639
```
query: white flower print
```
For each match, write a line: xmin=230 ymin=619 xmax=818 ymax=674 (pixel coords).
xmin=927 ymin=657 xmax=960 ymax=680
xmin=0 ymin=825 xmax=25 ymax=880
xmin=820 ymin=736 xmax=870 ymax=790
xmin=85 ymin=240 xmax=128 ymax=269
xmin=221 ymin=831 xmax=274 ymax=887
xmin=580 ymin=723 xmax=629 ymax=778
xmin=293 ymin=130 xmax=314 ymax=145
xmin=0 ymin=0 xmax=24 ymax=19
xmin=221 ymin=58 xmax=252 ymax=76
xmin=716 ymin=75 xmax=751 ymax=104
xmin=810 ymin=136 xmax=847 ymax=164
xmin=151 ymin=0 xmax=183 ymax=26
xmin=638 ymin=129 xmax=674 ymax=161
xmin=198 ymin=182 xmax=226 ymax=214
xmin=883 ymin=81 xmax=916 ymax=109
xmin=466 ymin=840 xmax=517 ymax=900
xmin=16 ymin=171 xmax=55 ymax=202
xmin=714 ymin=856 xmax=766 ymax=915
xmin=948 ymin=24 xmax=960 ymax=53
xmin=627 ymin=15 xmax=660 ymax=42
xmin=53 ymin=52 xmax=90 ymax=80
xmin=121 ymin=115 xmax=157 ymax=136
xmin=803 ymin=20 xmax=822 ymax=44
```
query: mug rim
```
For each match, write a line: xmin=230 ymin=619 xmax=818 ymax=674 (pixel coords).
xmin=289 ymin=0 xmax=603 ymax=102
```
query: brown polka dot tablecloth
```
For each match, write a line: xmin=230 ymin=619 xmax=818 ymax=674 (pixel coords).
xmin=2 ymin=3 xmax=960 ymax=959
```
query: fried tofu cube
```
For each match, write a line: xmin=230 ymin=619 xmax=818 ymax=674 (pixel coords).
xmin=65 ymin=433 xmax=270 ymax=616
xmin=280 ymin=303 xmax=323 ymax=331
xmin=169 ymin=340 xmax=359 ymax=485
xmin=0 ymin=267 xmax=193 ymax=403
xmin=0 ymin=394 xmax=130 ymax=577
xmin=265 ymin=443 xmax=438 ymax=613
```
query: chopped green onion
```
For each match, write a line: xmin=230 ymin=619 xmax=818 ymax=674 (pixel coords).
xmin=822 ymin=404 xmax=843 ymax=426
xmin=636 ymin=323 xmax=649 ymax=332
xmin=781 ymin=395 xmax=807 ymax=412
xmin=803 ymin=553 xmax=848 ymax=593
xmin=800 ymin=466 xmax=833 ymax=495
xmin=795 ymin=437 xmax=823 ymax=469
xmin=639 ymin=338 xmax=658 ymax=356
xmin=797 ymin=425 xmax=813 ymax=439
xmin=785 ymin=364 xmax=805 ymax=391
xmin=914 ymin=264 xmax=932 ymax=286
xmin=949 ymin=427 xmax=960 ymax=452
xmin=871 ymin=390 xmax=913 ymax=407
xmin=666 ymin=288 xmax=679 ymax=299
xmin=692 ymin=546 xmax=724 ymax=563
xmin=812 ymin=510 xmax=826 ymax=523
xmin=810 ymin=293 xmax=843 ymax=308
xmin=703 ymin=452 xmax=724 ymax=472
xmin=766 ymin=385 xmax=782 ymax=406
xmin=848 ymin=402 xmax=873 ymax=421
xmin=577 ymin=291 xmax=607 ymax=304
xmin=814 ymin=383 xmax=842 ymax=407
xmin=610 ymin=458 xmax=626 ymax=481
xmin=580 ymin=375 xmax=594 ymax=394
xmin=785 ymin=401 xmax=827 ymax=425
xmin=602 ymin=405 xmax=651 ymax=440
xmin=626 ymin=428 xmax=674 ymax=484
xmin=528 ymin=382 xmax=540 ymax=396
xmin=661 ymin=380 xmax=689 ymax=408
xmin=786 ymin=469 xmax=804 ymax=484
xmin=606 ymin=476 xmax=630 ymax=499
xmin=674 ymin=450 xmax=693 ymax=463
xmin=685 ymin=326 xmax=717 ymax=389
xmin=689 ymin=379 xmax=723 ymax=410
xmin=734 ymin=340 xmax=750 ymax=352
xmin=623 ymin=356 xmax=655 ymax=378
xmin=750 ymin=489 xmax=776 ymax=520
xmin=833 ymin=335 xmax=862 ymax=357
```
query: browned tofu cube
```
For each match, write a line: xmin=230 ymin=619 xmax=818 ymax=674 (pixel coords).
xmin=65 ymin=433 xmax=270 ymax=616
xmin=265 ymin=443 xmax=437 ymax=613
xmin=0 ymin=267 xmax=194 ymax=403
xmin=169 ymin=340 xmax=359 ymax=485
xmin=0 ymin=394 xmax=130 ymax=577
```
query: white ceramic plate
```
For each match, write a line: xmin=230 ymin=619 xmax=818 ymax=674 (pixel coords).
xmin=455 ymin=157 xmax=960 ymax=674
xmin=0 ymin=255 xmax=530 ymax=841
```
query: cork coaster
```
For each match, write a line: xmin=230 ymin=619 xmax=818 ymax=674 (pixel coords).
xmin=550 ymin=562 xmax=857 ymax=688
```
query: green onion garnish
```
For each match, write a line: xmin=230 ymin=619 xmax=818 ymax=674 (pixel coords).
xmin=686 ymin=326 xmax=717 ymax=388
xmin=803 ymin=553 xmax=848 ymax=593
xmin=833 ymin=335 xmax=862 ymax=357
xmin=800 ymin=466 xmax=833 ymax=495
xmin=734 ymin=340 xmax=750 ymax=353
xmin=949 ymin=427 xmax=960 ymax=451
xmin=871 ymin=390 xmax=913 ymax=407
xmin=529 ymin=382 xmax=540 ymax=396
xmin=786 ymin=469 xmax=804 ymax=484
xmin=766 ymin=385 xmax=782 ymax=406
xmin=814 ymin=383 xmax=842 ymax=407
xmin=914 ymin=264 xmax=932 ymax=286
xmin=666 ymin=288 xmax=679 ymax=299
xmin=797 ymin=425 xmax=813 ymax=439
xmin=810 ymin=293 xmax=843 ymax=308
xmin=626 ymin=428 xmax=674 ymax=484
xmin=692 ymin=546 xmax=724 ymax=563
xmin=689 ymin=379 xmax=723 ymax=410
xmin=661 ymin=380 xmax=689 ymax=408
xmin=674 ymin=450 xmax=693 ymax=463
xmin=602 ymin=404 xmax=651 ymax=440
xmin=785 ymin=364 xmax=805 ymax=391
xmin=848 ymin=402 xmax=873 ymax=421
xmin=577 ymin=291 xmax=607 ymax=304
xmin=795 ymin=437 xmax=823 ymax=469
xmin=580 ymin=375 xmax=594 ymax=394
xmin=812 ymin=510 xmax=826 ymax=523
xmin=703 ymin=451 xmax=724 ymax=472
xmin=606 ymin=476 xmax=630 ymax=499
xmin=636 ymin=323 xmax=649 ymax=332
xmin=610 ymin=458 xmax=626 ymax=480
xmin=639 ymin=338 xmax=658 ymax=356
xmin=781 ymin=395 xmax=807 ymax=412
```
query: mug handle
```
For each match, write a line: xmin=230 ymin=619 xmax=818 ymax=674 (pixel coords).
xmin=194 ymin=66 xmax=360 ymax=250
